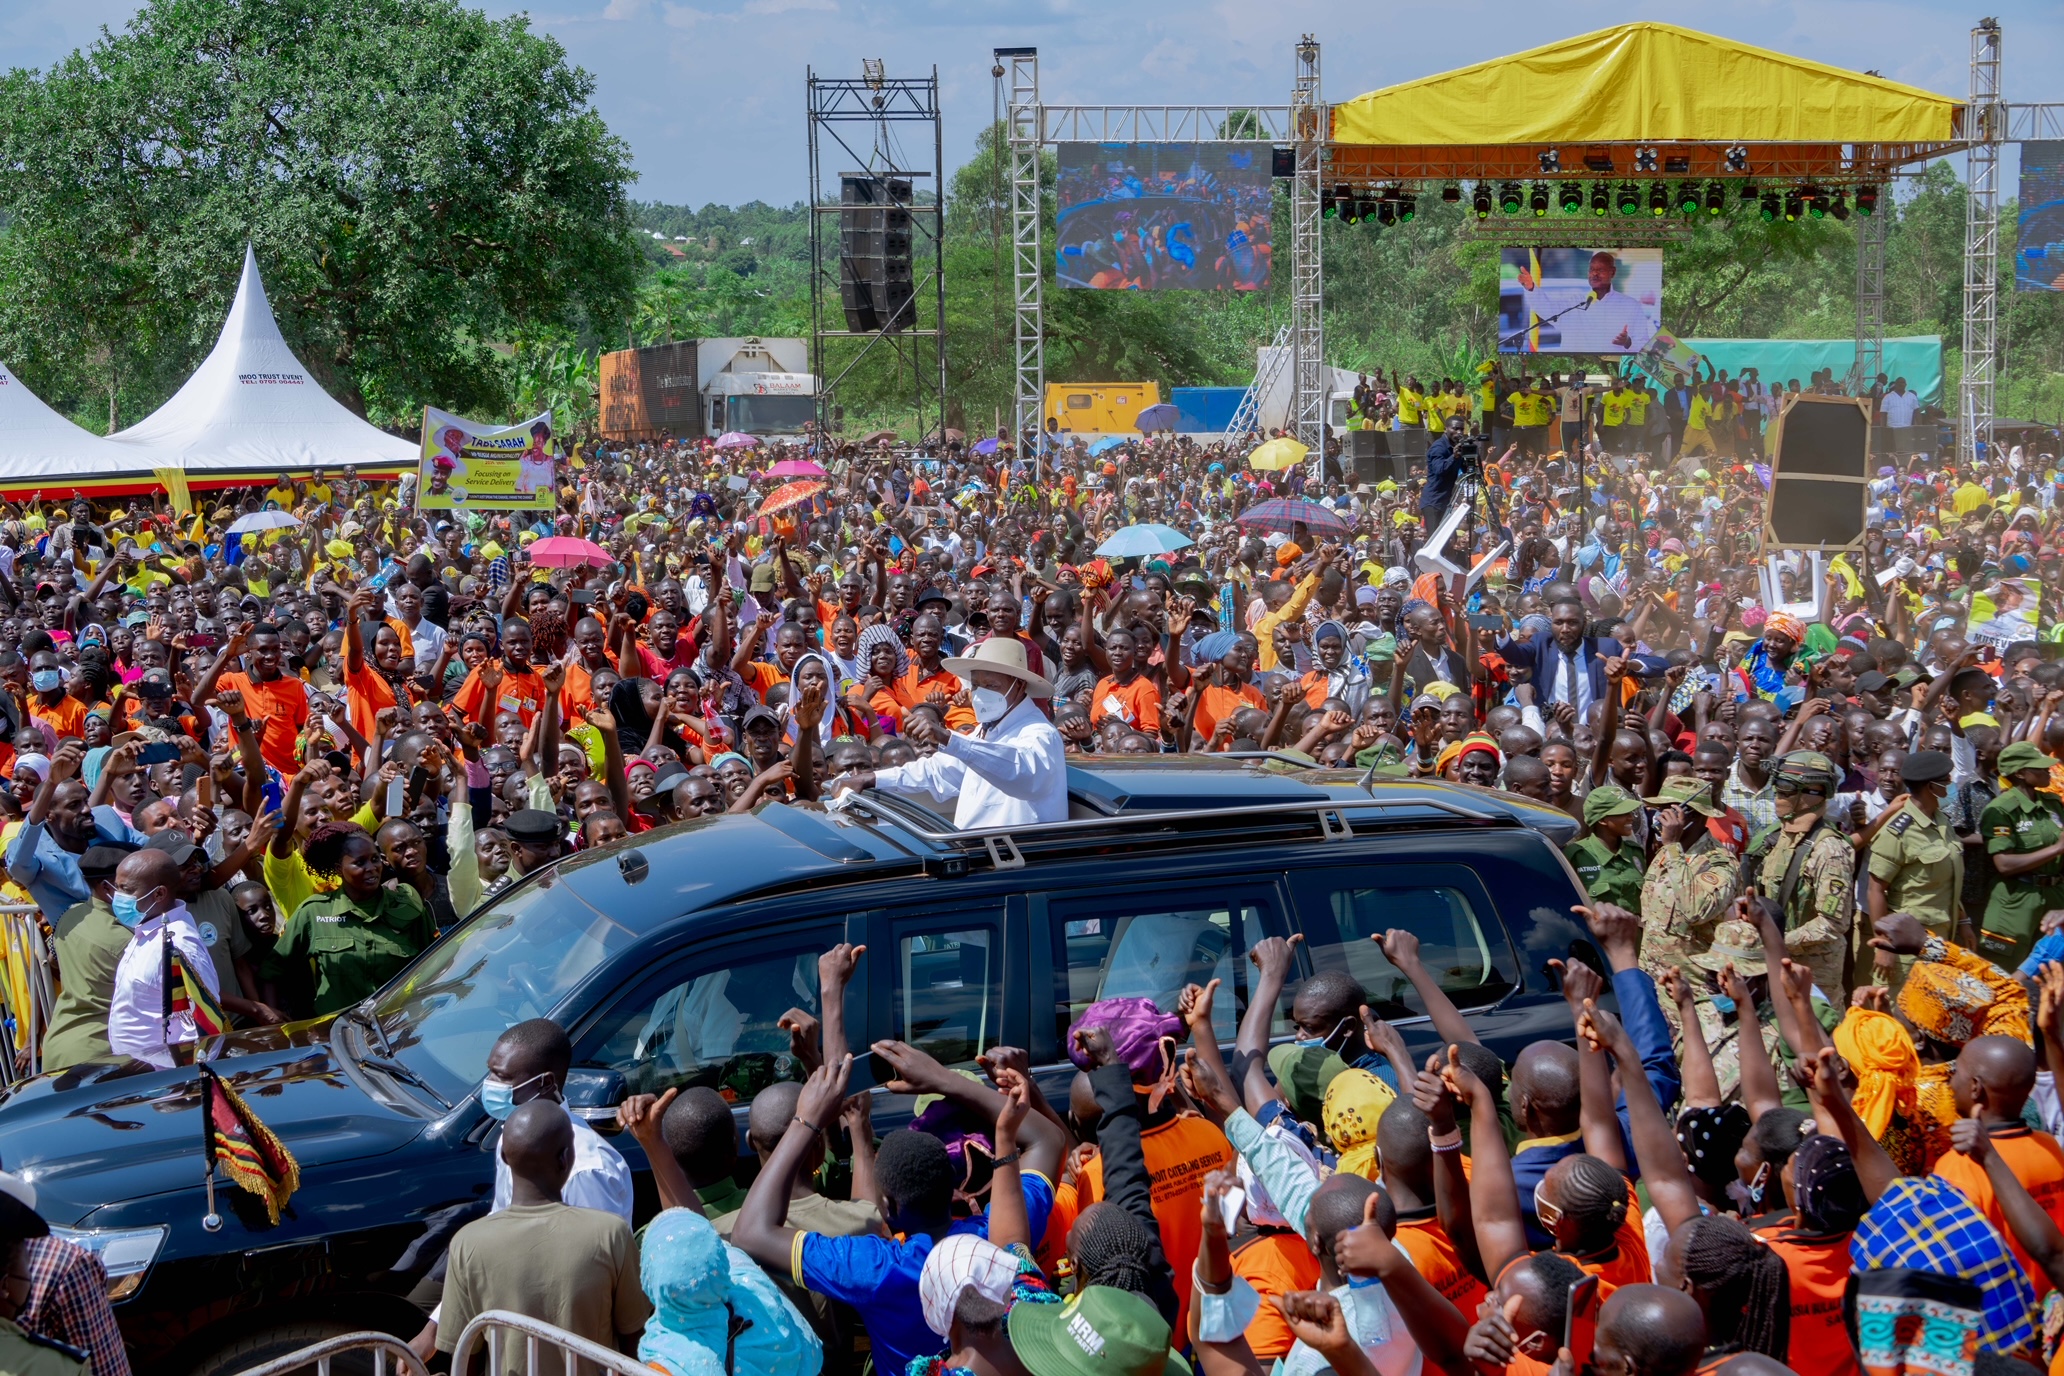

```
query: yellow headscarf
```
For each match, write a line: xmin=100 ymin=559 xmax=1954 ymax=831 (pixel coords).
xmin=1322 ymin=1068 xmax=1395 ymax=1181
xmin=1832 ymin=1007 xmax=1919 ymax=1137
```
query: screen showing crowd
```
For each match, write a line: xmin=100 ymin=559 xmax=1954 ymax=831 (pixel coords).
xmin=1054 ymin=142 xmax=1273 ymax=292
xmin=1497 ymin=246 xmax=1664 ymax=354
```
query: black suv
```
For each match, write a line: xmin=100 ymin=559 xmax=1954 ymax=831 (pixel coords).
xmin=0 ymin=759 xmax=1598 ymax=1376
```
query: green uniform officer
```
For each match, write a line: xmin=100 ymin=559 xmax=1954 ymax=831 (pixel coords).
xmin=1867 ymin=749 xmax=1967 ymax=985
xmin=1755 ymin=751 xmax=1857 ymax=999
xmin=38 ymin=845 xmax=135 ymax=1071
xmin=1976 ymin=740 xmax=2064 ymax=971
xmin=1567 ymin=783 xmax=1647 ymax=914
xmin=278 ymin=826 xmax=434 ymax=1017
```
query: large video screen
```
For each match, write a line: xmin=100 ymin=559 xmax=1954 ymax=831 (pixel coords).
xmin=2018 ymin=141 xmax=2064 ymax=291
xmin=1054 ymin=142 xmax=1273 ymax=291
xmin=1497 ymin=247 xmax=1664 ymax=354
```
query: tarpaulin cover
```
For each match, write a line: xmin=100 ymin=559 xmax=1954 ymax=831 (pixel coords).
xmin=1679 ymin=336 xmax=1945 ymax=407
xmin=1331 ymin=23 xmax=1961 ymax=147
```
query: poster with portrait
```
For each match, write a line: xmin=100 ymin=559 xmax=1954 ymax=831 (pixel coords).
xmin=416 ymin=407 xmax=557 ymax=510
xmin=1968 ymin=578 xmax=2038 ymax=648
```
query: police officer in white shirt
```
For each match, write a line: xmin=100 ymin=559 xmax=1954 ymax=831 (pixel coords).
xmin=833 ymin=638 xmax=1068 ymax=828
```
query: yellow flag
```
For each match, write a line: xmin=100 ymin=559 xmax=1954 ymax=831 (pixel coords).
xmin=155 ymin=467 xmax=193 ymax=518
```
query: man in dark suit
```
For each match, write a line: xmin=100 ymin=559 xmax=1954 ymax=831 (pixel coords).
xmin=1402 ymin=602 xmax=1476 ymax=696
xmin=1500 ymin=595 xmax=1622 ymax=716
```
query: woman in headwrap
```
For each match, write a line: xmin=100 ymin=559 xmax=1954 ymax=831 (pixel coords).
xmin=857 ymin=624 xmax=913 ymax=727
xmin=639 ymin=1207 xmax=823 ymax=1376
xmin=783 ymin=651 xmax=874 ymax=750
xmin=1735 ymin=610 xmax=1808 ymax=704
xmin=1320 ymin=1068 xmax=1393 ymax=1180
xmin=1833 ymin=1003 xmax=1926 ymax=1173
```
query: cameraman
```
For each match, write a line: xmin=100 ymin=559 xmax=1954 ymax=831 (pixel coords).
xmin=1420 ymin=414 xmax=1477 ymax=529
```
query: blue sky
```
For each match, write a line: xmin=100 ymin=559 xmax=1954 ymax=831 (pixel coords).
xmin=5 ymin=0 xmax=2060 ymax=206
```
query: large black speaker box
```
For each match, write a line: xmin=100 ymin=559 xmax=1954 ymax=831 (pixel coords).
xmin=1764 ymin=394 xmax=1870 ymax=550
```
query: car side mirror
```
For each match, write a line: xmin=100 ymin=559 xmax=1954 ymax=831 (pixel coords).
xmin=562 ymin=1068 xmax=628 ymax=1130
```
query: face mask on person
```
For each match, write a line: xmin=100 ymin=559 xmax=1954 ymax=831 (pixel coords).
xmin=480 ymin=1070 xmax=555 ymax=1120
xmin=972 ymin=686 xmax=1014 ymax=725
xmin=1293 ymin=1017 xmax=1354 ymax=1051
xmin=111 ymin=886 xmax=162 ymax=929
xmin=30 ymin=669 xmax=61 ymax=693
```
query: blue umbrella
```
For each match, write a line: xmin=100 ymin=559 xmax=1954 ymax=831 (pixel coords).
xmin=973 ymin=436 xmax=1002 ymax=455
xmin=1089 ymin=436 xmax=1127 ymax=455
xmin=1095 ymin=523 xmax=1194 ymax=558
xmin=1135 ymin=403 xmax=1181 ymax=433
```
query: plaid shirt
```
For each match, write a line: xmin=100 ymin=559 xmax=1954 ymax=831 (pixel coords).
xmin=1851 ymin=1177 xmax=2037 ymax=1358
xmin=22 ymin=1236 xmax=130 ymax=1376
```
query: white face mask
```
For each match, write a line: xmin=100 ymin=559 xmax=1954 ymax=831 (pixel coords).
xmin=972 ymin=686 xmax=1013 ymax=724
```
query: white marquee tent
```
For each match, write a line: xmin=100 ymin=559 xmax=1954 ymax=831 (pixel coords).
xmin=109 ymin=244 xmax=418 ymax=476
xmin=0 ymin=360 xmax=156 ymax=485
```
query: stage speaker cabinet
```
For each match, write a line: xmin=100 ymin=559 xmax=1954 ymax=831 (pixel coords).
xmin=1347 ymin=430 xmax=1420 ymax=487
xmin=1764 ymin=394 xmax=1870 ymax=552
xmin=839 ymin=174 xmax=917 ymax=333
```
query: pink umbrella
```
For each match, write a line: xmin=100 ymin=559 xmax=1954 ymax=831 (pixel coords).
xmin=714 ymin=431 xmax=761 ymax=450
xmin=766 ymin=458 xmax=828 ymax=478
xmin=526 ymin=535 xmax=615 ymax=568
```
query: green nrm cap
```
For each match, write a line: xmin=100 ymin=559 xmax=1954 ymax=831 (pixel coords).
xmin=1998 ymin=740 xmax=2062 ymax=775
xmin=1644 ymin=774 xmax=1722 ymax=817
xmin=1772 ymin=750 xmax=1839 ymax=791
xmin=1009 ymin=1286 xmax=1180 ymax=1376
xmin=1583 ymin=782 xmax=1643 ymax=826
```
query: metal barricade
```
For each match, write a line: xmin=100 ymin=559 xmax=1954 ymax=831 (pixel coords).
xmin=449 ymin=1310 xmax=651 ymax=1376
xmin=231 ymin=1331 xmax=430 ymax=1376
xmin=0 ymin=902 xmax=53 ymax=1085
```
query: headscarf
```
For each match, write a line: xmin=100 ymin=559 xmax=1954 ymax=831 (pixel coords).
xmin=1789 ymin=1134 xmax=1866 ymax=1235
xmin=786 ymin=651 xmax=848 ymax=748
xmin=919 ymin=1234 xmax=1019 ymax=1338
xmin=857 ymin=622 xmax=908 ymax=680
xmin=637 ymin=1208 xmax=822 ymax=1376
xmin=1763 ymin=611 xmax=1809 ymax=644
xmin=1833 ymin=1007 xmax=1920 ymax=1136
xmin=12 ymin=753 xmax=50 ymax=783
xmin=1066 ymin=998 xmax=1183 ymax=1108
xmin=1322 ymin=1068 xmax=1395 ymax=1180
xmin=1896 ymin=961 xmax=2001 ymax=1047
xmin=1675 ymin=1104 xmax=1752 ymax=1197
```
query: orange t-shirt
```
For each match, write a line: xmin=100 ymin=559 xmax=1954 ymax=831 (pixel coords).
xmin=1299 ymin=670 xmax=1339 ymax=711
xmin=1755 ymin=1217 xmax=1859 ymax=1376
xmin=1396 ymin=1215 xmax=1489 ymax=1316
xmin=1570 ymin=1212 xmax=1652 ymax=1296
xmin=891 ymin=665 xmax=976 ymax=732
xmin=1051 ymin=1113 xmax=1236 ymax=1344
xmin=452 ymin=662 xmax=548 ymax=729
xmin=1194 ymin=682 xmax=1266 ymax=748
xmin=1229 ymin=1230 xmax=1322 ymax=1359
xmin=1089 ymin=675 xmax=1162 ymax=735
xmin=1935 ymin=1127 xmax=2064 ymax=1299
xmin=740 ymin=661 xmax=785 ymax=703
xmin=342 ymin=661 xmax=401 ymax=750
xmin=217 ymin=671 xmax=310 ymax=776
xmin=28 ymin=695 xmax=87 ymax=743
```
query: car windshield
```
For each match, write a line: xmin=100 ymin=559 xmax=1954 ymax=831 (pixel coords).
xmin=367 ymin=876 xmax=639 ymax=1101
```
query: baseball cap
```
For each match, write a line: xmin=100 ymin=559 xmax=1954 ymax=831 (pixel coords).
xmin=1644 ymin=775 xmax=1724 ymax=818
xmin=1998 ymin=741 xmax=2061 ymax=775
xmin=1854 ymin=670 xmax=1892 ymax=694
xmin=919 ymin=1234 xmax=1019 ymax=1339
xmin=144 ymin=829 xmax=199 ymax=867
xmin=1008 ymin=1287 xmax=1179 ymax=1376
xmin=1582 ymin=782 xmax=1643 ymax=827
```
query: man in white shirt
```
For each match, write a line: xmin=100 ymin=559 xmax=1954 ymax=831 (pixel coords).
xmin=107 ymin=848 xmax=218 ymax=1070
xmin=1881 ymin=377 xmax=1921 ymax=430
xmin=833 ymin=638 xmax=1067 ymax=828
xmin=1557 ymin=252 xmax=1657 ymax=354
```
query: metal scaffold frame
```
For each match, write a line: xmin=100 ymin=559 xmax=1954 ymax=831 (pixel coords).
xmin=806 ymin=64 xmax=949 ymax=442
xmin=1290 ymin=38 xmax=1325 ymax=452
xmin=1853 ymin=198 xmax=1888 ymax=390
xmin=997 ymin=48 xmax=1044 ymax=457
xmin=1960 ymin=19 xmax=2002 ymax=466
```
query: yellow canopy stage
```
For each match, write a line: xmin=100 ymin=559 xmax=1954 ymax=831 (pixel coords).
xmin=1329 ymin=23 xmax=1964 ymax=184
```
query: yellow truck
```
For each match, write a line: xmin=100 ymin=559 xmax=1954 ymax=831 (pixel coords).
xmin=1042 ymin=382 xmax=1162 ymax=435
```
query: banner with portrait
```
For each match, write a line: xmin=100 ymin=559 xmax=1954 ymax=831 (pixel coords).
xmin=1968 ymin=578 xmax=2038 ymax=648
xmin=416 ymin=408 xmax=557 ymax=510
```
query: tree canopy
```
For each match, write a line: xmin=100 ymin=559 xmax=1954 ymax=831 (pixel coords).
xmin=0 ymin=0 xmax=642 ymax=431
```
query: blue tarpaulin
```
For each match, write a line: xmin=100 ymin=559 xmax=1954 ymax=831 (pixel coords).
xmin=1674 ymin=336 xmax=1944 ymax=406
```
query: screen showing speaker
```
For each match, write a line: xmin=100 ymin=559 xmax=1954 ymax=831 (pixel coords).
xmin=1497 ymin=247 xmax=1663 ymax=355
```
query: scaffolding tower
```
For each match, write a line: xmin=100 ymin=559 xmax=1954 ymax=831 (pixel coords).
xmin=1289 ymin=38 xmax=1326 ymax=452
xmin=1959 ymin=19 xmax=2002 ymax=466
xmin=806 ymin=63 xmax=948 ymax=442
xmin=996 ymin=48 xmax=1044 ymax=458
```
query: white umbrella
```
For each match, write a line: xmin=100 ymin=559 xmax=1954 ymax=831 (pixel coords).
xmin=227 ymin=510 xmax=302 ymax=535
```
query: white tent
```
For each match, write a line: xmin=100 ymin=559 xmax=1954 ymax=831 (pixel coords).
xmin=111 ymin=244 xmax=418 ymax=475
xmin=0 ymin=360 xmax=165 ymax=485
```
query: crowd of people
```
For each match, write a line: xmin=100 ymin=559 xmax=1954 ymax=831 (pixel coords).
xmin=0 ymin=392 xmax=2062 ymax=1376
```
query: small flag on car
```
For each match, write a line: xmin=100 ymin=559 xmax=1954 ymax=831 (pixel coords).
xmin=199 ymin=1063 xmax=301 ymax=1225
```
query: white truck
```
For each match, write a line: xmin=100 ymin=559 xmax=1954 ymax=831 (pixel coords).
xmin=699 ymin=336 xmax=818 ymax=436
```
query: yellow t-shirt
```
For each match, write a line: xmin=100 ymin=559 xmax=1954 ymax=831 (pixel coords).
xmin=1478 ymin=380 xmax=1497 ymax=418
xmin=1397 ymin=388 xmax=1423 ymax=426
xmin=1688 ymin=396 xmax=1715 ymax=431
xmin=1629 ymin=391 xmax=1651 ymax=423
xmin=304 ymin=481 xmax=334 ymax=506
xmin=1508 ymin=392 xmax=1551 ymax=428
xmin=1600 ymin=391 xmax=1632 ymax=427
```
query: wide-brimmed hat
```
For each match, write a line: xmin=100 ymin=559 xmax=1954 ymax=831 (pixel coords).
xmin=943 ymin=638 xmax=1053 ymax=696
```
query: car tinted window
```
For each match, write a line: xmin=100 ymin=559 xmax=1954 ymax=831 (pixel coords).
xmin=1293 ymin=864 xmax=1519 ymax=1018
xmin=894 ymin=917 xmax=1002 ymax=1069
xmin=580 ymin=935 xmax=856 ymax=1098
xmin=1047 ymin=887 xmax=1286 ymax=1047
xmin=375 ymin=877 xmax=638 ymax=1099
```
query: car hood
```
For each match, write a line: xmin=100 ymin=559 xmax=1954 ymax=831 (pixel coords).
xmin=0 ymin=1025 xmax=428 ymax=1227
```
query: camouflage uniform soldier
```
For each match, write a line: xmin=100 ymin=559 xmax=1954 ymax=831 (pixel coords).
xmin=1639 ymin=774 xmax=1748 ymax=1004
xmin=1755 ymin=750 xmax=1857 ymax=999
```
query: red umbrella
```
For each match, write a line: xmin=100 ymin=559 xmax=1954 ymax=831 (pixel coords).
xmin=527 ymin=535 xmax=614 ymax=568
xmin=758 ymin=479 xmax=827 ymax=517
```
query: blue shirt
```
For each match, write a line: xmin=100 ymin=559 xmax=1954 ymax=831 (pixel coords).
xmin=6 ymin=810 xmax=150 ymax=921
xmin=2019 ymin=931 xmax=2064 ymax=979
xmin=1509 ymin=966 xmax=1679 ymax=1247
xmin=795 ymin=1171 xmax=1054 ymax=1374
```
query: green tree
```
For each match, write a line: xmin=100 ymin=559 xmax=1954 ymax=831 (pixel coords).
xmin=0 ymin=0 xmax=641 ymax=429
